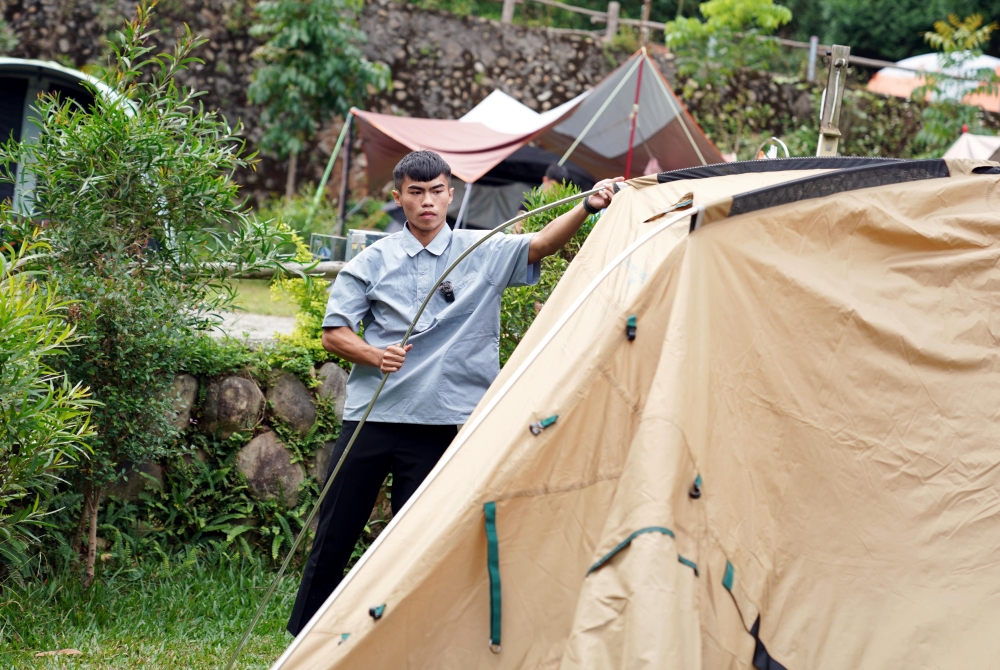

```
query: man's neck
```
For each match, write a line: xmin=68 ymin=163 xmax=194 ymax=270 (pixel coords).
xmin=407 ymin=221 xmax=447 ymax=248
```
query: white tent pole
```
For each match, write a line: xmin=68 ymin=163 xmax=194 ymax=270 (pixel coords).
xmin=645 ymin=53 xmax=708 ymax=165
xmin=270 ymin=202 xmax=699 ymax=670
xmin=455 ymin=181 xmax=474 ymax=229
xmin=557 ymin=55 xmax=645 ymax=167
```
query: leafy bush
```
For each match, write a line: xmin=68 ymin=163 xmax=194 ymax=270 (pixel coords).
xmin=500 ymin=182 xmax=596 ymax=366
xmin=0 ymin=236 xmax=94 ymax=581
xmin=256 ymin=183 xmax=341 ymax=240
xmin=0 ymin=1 xmax=292 ymax=585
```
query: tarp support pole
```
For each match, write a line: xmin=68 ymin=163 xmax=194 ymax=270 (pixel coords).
xmin=455 ymin=181 xmax=474 ymax=229
xmin=305 ymin=113 xmax=354 ymax=234
xmin=645 ymin=54 xmax=708 ymax=165
xmin=335 ymin=120 xmax=353 ymax=236
xmin=625 ymin=54 xmax=645 ymax=179
xmin=558 ymin=55 xmax=644 ymax=167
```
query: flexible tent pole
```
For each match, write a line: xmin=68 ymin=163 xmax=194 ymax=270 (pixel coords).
xmin=624 ymin=54 xmax=646 ymax=179
xmin=558 ymin=55 xmax=644 ymax=167
xmin=270 ymin=199 xmax=700 ymax=670
xmin=226 ymin=186 xmax=606 ymax=670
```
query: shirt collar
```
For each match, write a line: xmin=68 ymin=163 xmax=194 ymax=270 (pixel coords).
xmin=402 ymin=222 xmax=452 ymax=257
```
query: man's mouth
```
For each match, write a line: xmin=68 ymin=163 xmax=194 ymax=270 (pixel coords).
xmin=419 ymin=210 xmax=436 ymax=219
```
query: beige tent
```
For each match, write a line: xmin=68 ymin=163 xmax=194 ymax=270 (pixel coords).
xmin=273 ymin=156 xmax=1000 ymax=669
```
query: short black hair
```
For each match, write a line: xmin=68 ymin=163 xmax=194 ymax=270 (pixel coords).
xmin=393 ymin=151 xmax=452 ymax=190
xmin=544 ymin=163 xmax=571 ymax=183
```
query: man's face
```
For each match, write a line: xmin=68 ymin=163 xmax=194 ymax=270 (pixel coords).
xmin=392 ymin=174 xmax=454 ymax=235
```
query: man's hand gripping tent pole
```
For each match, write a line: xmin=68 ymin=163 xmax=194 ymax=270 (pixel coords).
xmin=224 ymin=186 xmax=605 ymax=670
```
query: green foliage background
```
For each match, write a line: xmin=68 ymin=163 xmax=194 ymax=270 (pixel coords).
xmin=500 ymin=182 xmax=596 ymax=366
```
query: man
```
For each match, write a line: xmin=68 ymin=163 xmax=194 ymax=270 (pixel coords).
xmin=541 ymin=162 xmax=572 ymax=191
xmin=287 ymin=150 xmax=621 ymax=635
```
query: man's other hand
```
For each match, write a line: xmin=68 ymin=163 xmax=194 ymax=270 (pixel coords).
xmin=380 ymin=344 xmax=413 ymax=373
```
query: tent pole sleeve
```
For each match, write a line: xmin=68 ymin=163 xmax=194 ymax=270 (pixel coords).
xmin=646 ymin=55 xmax=708 ymax=165
xmin=558 ymin=55 xmax=644 ymax=167
xmin=305 ymin=113 xmax=354 ymax=232
xmin=625 ymin=55 xmax=646 ymax=179
xmin=484 ymin=502 xmax=502 ymax=651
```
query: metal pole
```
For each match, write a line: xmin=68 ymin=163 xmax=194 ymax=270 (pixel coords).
xmin=304 ymin=114 xmax=352 ymax=233
xmin=454 ymin=182 xmax=474 ymax=229
xmin=806 ymin=35 xmax=818 ymax=82
xmin=816 ymin=44 xmax=850 ymax=157
xmin=501 ymin=0 xmax=516 ymax=24
xmin=624 ymin=54 xmax=645 ymax=179
xmin=604 ymin=1 xmax=619 ymax=42
xmin=335 ymin=121 xmax=353 ymax=236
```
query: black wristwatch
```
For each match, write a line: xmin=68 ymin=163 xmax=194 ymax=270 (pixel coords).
xmin=582 ymin=197 xmax=601 ymax=215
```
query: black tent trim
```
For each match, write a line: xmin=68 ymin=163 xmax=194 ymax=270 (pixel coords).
xmin=692 ymin=159 xmax=953 ymax=231
xmin=657 ymin=156 xmax=902 ymax=184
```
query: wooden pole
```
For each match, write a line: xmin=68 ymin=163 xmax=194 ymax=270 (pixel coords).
xmin=639 ymin=0 xmax=651 ymax=45
xmin=335 ymin=121 xmax=352 ymax=236
xmin=501 ymin=0 xmax=516 ymax=24
xmin=604 ymin=1 xmax=619 ymax=42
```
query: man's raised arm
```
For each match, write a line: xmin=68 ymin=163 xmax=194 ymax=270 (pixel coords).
xmin=527 ymin=177 xmax=622 ymax=264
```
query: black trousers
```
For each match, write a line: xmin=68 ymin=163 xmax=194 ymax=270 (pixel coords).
xmin=287 ymin=421 xmax=458 ymax=636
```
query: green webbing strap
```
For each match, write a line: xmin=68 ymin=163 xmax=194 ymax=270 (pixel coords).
xmin=723 ymin=560 xmax=734 ymax=591
xmin=587 ymin=526 xmax=675 ymax=574
xmin=484 ymin=501 xmax=502 ymax=652
xmin=677 ymin=555 xmax=699 ymax=576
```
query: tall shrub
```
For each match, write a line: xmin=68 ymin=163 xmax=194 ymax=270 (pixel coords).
xmin=248 ymin=0 xmax=389 ymax=198
xmin=0 ymin=1 xmax=292 ymax=586
xmin=0 ymin=236 xmax=93 ymax=580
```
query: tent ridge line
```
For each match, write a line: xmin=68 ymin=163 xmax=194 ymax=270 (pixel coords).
xmin=269 ymin=206 xmax=700 ymax=670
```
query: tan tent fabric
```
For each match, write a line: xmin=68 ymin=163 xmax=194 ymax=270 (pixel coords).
xmin=274 ymin=159 xmax=1000 ymax=669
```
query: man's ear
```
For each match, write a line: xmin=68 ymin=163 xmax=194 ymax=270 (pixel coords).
xmin=392 ymin=189 xmax=402 ymax=206
xmin=447 ymin=187 xmax=455 ymax=204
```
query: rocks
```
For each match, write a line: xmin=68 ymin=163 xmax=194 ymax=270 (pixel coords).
xmin=235 ymin=431 xmax=305 ymax=508
xmin=201 ymin=376 xmax=264 ymax=439
xmin=106 ymin=461 xmax=164 ymax=501
xmin=310 ymin=441 xmax=337 ymax=485
xmin=169 ymin=373 xmax=199 ymax=431
xmin=266 ymin=371 xmax=316 ymax=435
xmin=317 ymin=362 xmax=349 ymax=422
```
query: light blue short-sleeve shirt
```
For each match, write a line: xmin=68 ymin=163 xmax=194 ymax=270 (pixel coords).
xmin=323 ymin=223 xmax=540 ymax=425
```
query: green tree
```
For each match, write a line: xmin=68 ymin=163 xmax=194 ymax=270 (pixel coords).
xmin=0 ymin=18 xmax=17 ymax=55
xmin=248 ymin=0 xmax=389 ymax=199
xmin=664 ymin=0 xmax=793 ymax=86
xmin=913 ymin=14 xmax=999 ymax=156
xmin=815 ymin=0 xmax=999 ymax=62
xmin=0 ymin=235 xmax=94 ymax=581
xmin=0 ymin=1 xmax=292 ymax=586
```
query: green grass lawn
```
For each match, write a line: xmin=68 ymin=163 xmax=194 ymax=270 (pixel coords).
xmin=226 ymin=279 xmax=298 ymax=318
xmin=0 ymin=558 xmax=298 ymax=669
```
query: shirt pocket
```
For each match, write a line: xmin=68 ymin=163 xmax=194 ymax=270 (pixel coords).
xmin=431 ymin=272 xmax=479 ymax=322
xmin=436 ymin=334 xmax=500 ymax=413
